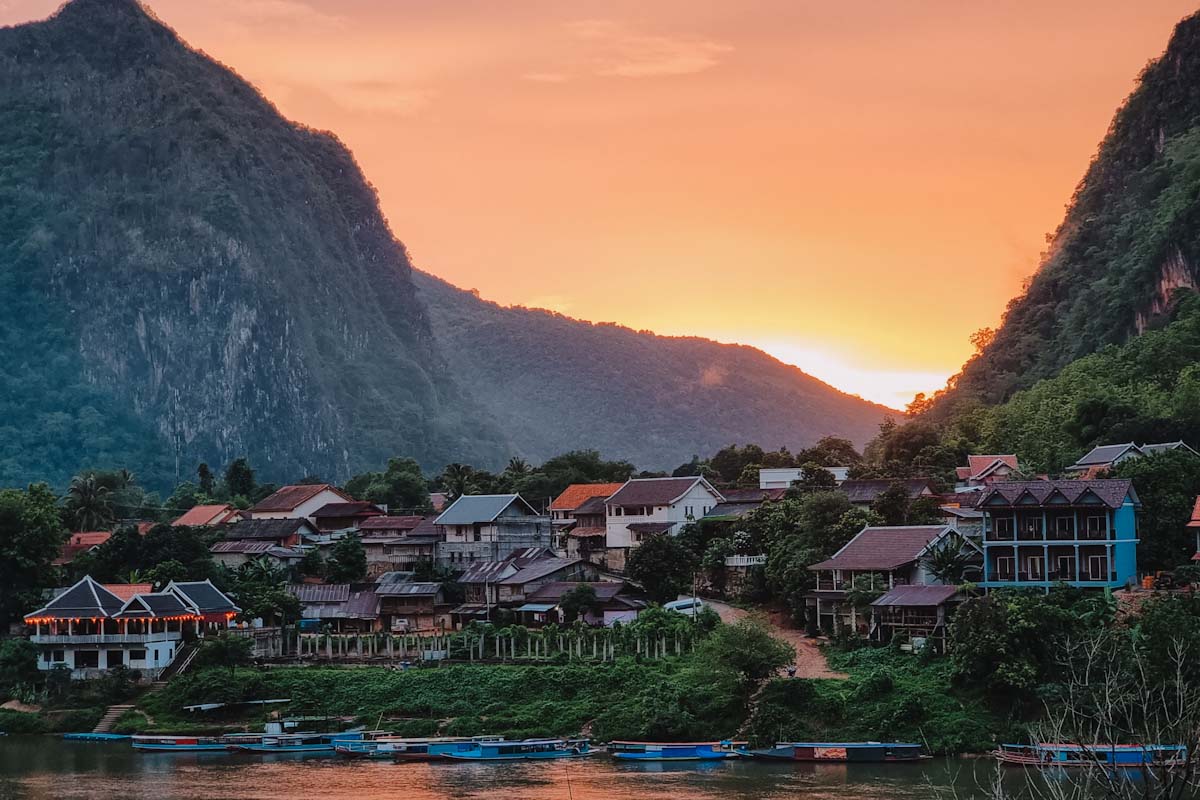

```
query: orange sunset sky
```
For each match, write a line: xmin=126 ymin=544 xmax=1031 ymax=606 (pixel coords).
xmin=5 ymin=0 xmax=1198 ymax=408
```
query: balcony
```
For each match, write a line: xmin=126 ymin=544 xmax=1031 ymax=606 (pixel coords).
xmin=30 ymin=631 xmax=182 ymax=645
xmin=724 ymin=554 xmax=767 ymax=567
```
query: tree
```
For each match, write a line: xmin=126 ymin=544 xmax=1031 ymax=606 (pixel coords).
xmin=697 ymin=617 xmax=794 ymax=685
xmin=871 ymin=481 xmax=913 ymax=526
xmin=0 ymin=639 xmax=40 ymax=694
xmin=194 ymin=633 xmax=254 ymax=676
xmin=439 ymin=463 xmax=476 ymax=501
xmin=224 ymin=458 xmax=256 ymax=500
xmin=196 ymin=462 xmax=215 ymax=496
xmin=627 ymin=534 xmax=696 ymax=605
xmin=1111 ymin=451 xmax=1200 ymax=569
xmin=326 ymin=535 xmax=367 ymax=583
xmin=345 ymin=457 xmax=431 ymax=513
xmin=845 ymin=573 xmax=887 ymax=610
xmin=923 ymin=537 xmax=975 ymax=584
xmin=789 ymin=463 xmax=837 ymax=494
xmin=297 ymin=549 xmax=326 ymax=580
xmin=145 ymin=559 xmax=188 ymax=589
xmin=64 ymin=473 xmax=114 ymax=531
xmin=0 ymin=484 xmax=66 ymax=630
xmin=560 ymin=584 xmax=600 ymax=623
xmin=797 ymin=436 xmax=862 ymax=466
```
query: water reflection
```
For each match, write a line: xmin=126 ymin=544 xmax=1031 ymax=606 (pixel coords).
xmin=0 ymin=737 xmax=1041 ymax=800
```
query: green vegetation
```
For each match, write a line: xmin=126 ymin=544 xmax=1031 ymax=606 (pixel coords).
xmin=0 ymin=484 xmax=64 ymax=629
xmin=744 ymin=647 xmax=1009 ymax=754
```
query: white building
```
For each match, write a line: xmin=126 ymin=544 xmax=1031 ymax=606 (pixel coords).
xmin=246 ymin=483 xmax=355 ymax=521
xmin=24 ymin=576 xmax=239 ymax=678
xmin=759 ymin=467 xmax=850 ymax=489
xmin=604 ymin=477 xmax=724 ymax=570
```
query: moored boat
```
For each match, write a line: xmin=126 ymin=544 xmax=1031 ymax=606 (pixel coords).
xmin=441 ymin=738 xmax=593 ymax=761
xmin=742 ymin=742 xmax=929 ymax=762
xmin=233 ymin=731 xmax=363 ymax=754
xmin=609 ymin=741 xmax=744 ymax=762
xmin=132 ymin=734 xmax=240 ymax=752
xmin=994 ymin=743 xmax=1187 ymax=768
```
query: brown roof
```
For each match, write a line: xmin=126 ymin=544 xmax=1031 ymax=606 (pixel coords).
xmin=173 ymin=504 xmax=239 ymax=527
xmin=1188 ymin=497 xmax=1200 ymax=528
xmin=311 ymin=501 xmax=384 ymax=518
xmin=840 ymin=479 xmax=934 ymax=505
xmin=978 ymin=479 xmax=1136 ymax=510
xmin=223 ymin=517 xmax=314 ymax=541
xmin=249 ymin=484 xmax=351 ymax=513
xmin=962 ymin=455 xmax=1019 ymax=480
xmin=550 ymin=483 xmax=624 ymax=511
xmin=527 ymin=581 xmax=634 ymax=603
xmin=607 ymin=477 xmax=720 ymax=507
xmin=870 ymin=584 xmax=961 ymax=607
xmin=627 ymin=522 xmax=675 ymax=534
xmin=809 ymin=525 xmax=948 ymax=571
xmin=573 ymin=496 xmax=609 ymax=516
xmin=567 ymin=526 xmax=606 ymax=538
xmin=359 ymin=515 xmax=426 ymax=531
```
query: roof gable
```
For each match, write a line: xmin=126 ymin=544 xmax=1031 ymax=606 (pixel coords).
xmin=809 ymin=526 xmax=949 ymax=572
xmin=435 ymin=494 xmax=538 ymax=526
xmin=26 ymin=576 xmax=125 ymax=620
xmin=166 ymin=580 xmax=240 ymax=614
xmin=550 ymin=483 xmax=624 ymax=511
xmin=250 ymin=484 xmax=352 ymax=513
xmin=606 ymin=477 xmax=723 ymax=507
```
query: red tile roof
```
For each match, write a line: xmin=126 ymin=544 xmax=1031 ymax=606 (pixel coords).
xmin=103 ymin=583 xmax=154 ymax=602
xmin=607 ymin=477 xmax=720 ymax=507
xmin=250 ymin=484 xmax=352 ymax=513
xmin=809 ymin=526 xmax=947 ymax=571
xmin=1188 ymin=496 xmax=1200 ymax=528
xmin=567 ymin=527 xmax=606 ymax=538
xmin=550 ymin=483 xmax=624 ymax=511
xmin=52 ymin=531 xmax=113 ymax=565
xmin=173 ymin=504 xmax=239 ymax=527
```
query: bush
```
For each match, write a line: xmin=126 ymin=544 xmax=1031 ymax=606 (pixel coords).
xmin=0 ymin=709 xmax=47 ymax=734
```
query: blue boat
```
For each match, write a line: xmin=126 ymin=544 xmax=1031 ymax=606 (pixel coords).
xmin=234 ymin=731 xmax=364 ymax=754
xmin=441 ymin=738 xmax=593 ymax=761
xmin=609 ymin=741 xmax=744 ymax=762
xmin=743 ymin=742 xmax=929 ymax=763
xmin=63 ymin=733 xmax=131 ymax=741
xmin=995 ymin=743 xmax=1187 ymax=768
xmin=132 ymin=735 xmax=241 ymax=752
xmin=334 ymin=736 xmax=504 ymax=761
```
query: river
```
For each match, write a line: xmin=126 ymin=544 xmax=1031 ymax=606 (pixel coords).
xmin=0 ymin=737 xmax=1054 ymax=800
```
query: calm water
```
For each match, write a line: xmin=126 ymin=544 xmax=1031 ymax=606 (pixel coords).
xmin=0 ymin=737 xmax=1035 ymax=800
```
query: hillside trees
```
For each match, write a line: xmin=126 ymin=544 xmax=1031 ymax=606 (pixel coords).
xmin=0 ymin=484 xmax=66 ymax=629
xmin=627 ymin=534 xmax=696 ymax=605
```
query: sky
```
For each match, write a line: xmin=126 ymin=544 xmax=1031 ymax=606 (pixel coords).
xmin=4 ymin=0 xmax=1198 ymax=408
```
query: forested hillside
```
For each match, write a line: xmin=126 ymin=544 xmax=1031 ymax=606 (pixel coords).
xmin=937 ymin=10 xmax=1200 ymax=410
xmin=415 ymin=272 xmax=890 ymax=469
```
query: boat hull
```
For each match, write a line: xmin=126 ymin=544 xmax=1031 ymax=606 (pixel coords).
xmin=609 ymin=741 xmax=744 ymax=762
xmin=995 ymin=744 xmax=1187 ymax=768
xmin=442 ymin=751 xmax=593 ymax=761
xmin=743 ymin=743 xmax=928 ymax=763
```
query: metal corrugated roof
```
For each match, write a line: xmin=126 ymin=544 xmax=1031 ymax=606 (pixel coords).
xmin=870 ymin=584 xmax=960 ymax=607
xmin=434 ymin=494 xmax=537 ymax=526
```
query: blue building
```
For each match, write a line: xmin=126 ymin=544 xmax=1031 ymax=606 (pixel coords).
xmin=978 ymin=480 xmax=1139 ymax=589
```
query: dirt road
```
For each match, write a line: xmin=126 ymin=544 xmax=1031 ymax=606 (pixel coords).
xmin=704 ymin=598 xmax=848 ymax=680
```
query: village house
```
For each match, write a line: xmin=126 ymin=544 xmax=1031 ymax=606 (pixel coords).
xmin=954 ymin=455 xmax=1021 ymax=488
xmin=1065 ymin=441 xmax=1199 ymax=478
xmin=452 ymin=551 xmax=597 ymax=626
xmin=561 ymin=496 xmax=608 ymax=562
xmin=208 ymin=517 xmax=316 ymax=569
xmin=24 ymin=576 xmax=238 ymax=678
xmin=550 ymin=483 xmax=623 ymax=556
xmin=172 ymin=503 xmax=241 ymax=527
xmin=759 ymin=466 xmax=850 ymax=489
xmin=838 ymin=479 xmax=936 ymax=509
xmin=246 ymin=483 xmax=355 ymax=521
xmin=519 ymin=581 xmax=646 ymax=627
xmin=289 ymin=583 xmax=379 ymax=634
xmin=978 ymin=479 xmax=1140 ymax=588
xmin=1189 ymin=496 xmax=1200 ymax=561
xmin=375 ymin=577 xmax=449 ymax=632
xmin=434 ymin=494 xmax=551 ymax=567
xmin=52 ymin=531 xmax=112 ymax=566
xmin=309 ymin=501 xmax=385 ymax=532
xmin=209 ymin=540 xmax=305 ymax=570
xmin=807 ymin=525 xmax=979 ymax=645
xmin=604 ymin=477 xmax=724 ymax=571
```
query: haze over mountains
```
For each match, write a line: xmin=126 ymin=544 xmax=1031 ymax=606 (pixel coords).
xmin=0 ymin=0 xmax=890 ymax=488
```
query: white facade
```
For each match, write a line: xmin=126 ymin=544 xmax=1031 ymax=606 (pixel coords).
xmin=759 ymin=466 xmax=849 ymax=489
xmin=32 ymin=631 xmax=181 ymax=676
xmin=604 ymin=480 xmax=723 ymax=550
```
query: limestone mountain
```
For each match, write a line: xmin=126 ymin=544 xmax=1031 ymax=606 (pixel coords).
xmin=0 ymin=0 xmax=888 ymax=488
xmin=941 ymin=10 xmax=1200 ymax=411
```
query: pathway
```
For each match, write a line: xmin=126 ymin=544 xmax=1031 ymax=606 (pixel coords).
xmin=704 ymin=598 xmax=847 ymax=680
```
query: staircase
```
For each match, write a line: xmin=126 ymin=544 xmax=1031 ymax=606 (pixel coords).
xmin=92 ymin=704 xmax=135 ymax=734
xmin=156 ymin=642 xmax=199 ymax=683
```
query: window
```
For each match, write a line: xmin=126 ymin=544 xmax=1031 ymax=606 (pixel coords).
xmin=1087 ymin=555 xmax=1109 ymax=580
xmin=613 ymin=507 xmax=623 ymax=516
xmin=1025 ymin=555 xmax=1044 ymax=580
xmin=685 ymin=506 xmax=693 ymax=518
xmin=75 ymin=650 xmax=99 ymax=669
xmin=995 ymin=556 xmax=1015 ymax=579
xmin=1019 ymin=516 xmax=1041 ymax=538
xmin=52 ymin=650 xmax=65 ymax=663
xmin=993 ymin=517 xmax=1014 ymax=538
xmin=42 ymin=652 xmax=51 ymax=663
xmin=1054 ymin=516 xmax=1074 ymax=537
xmin=1056 ymin=556 xmax=1074 ymax=579
xmin=106 ymin=650 xmax=124 ymax=668
xmin=130 ymin=650 xmax=147 ymax=661
xmin=1086 ymin=516 xmax=1105 ymax=537
xmin=473 ymin=526 xmax=482 ymax=542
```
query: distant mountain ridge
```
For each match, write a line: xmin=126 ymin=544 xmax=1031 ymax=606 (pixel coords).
xmin=0 ymin=0 xmax=888 ymax=488
xmin=937 ymin=10 xmax=1200 ymax=411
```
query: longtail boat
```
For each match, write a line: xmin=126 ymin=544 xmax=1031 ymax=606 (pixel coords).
xmin=132 ymin=734 xmax=264 ymax=752
xmin=609 ymin=741 xmax=744 ymax=762
xmin=994 ymin=743 xmax=1187 ymax=768
xmin=336 ymin=736 xmax=503 ymax=760
xmin=233 ymin=731 xmax=364 ymax=754
xmin=742 ymin=742 xmax=929 ymax=762
xmin=441 ymin=738 xmax=593 ymax=761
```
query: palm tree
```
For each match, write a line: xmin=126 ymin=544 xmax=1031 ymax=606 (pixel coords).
xmin=922 ymin=537 xmax=976 ymax=584
xmin=505 ymin=457 xmax=531 ymax=476
xmin=441 ymin=463 xmax=475 ymax=501
xmin=65 ymin=474 xmax=114 ymax=531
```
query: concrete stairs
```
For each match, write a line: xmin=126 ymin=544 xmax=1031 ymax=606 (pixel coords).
xmin=92 ymin=704 xmax=135 ymax=734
